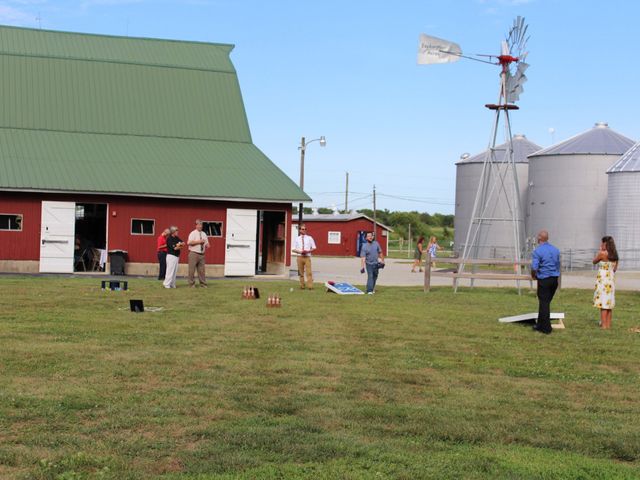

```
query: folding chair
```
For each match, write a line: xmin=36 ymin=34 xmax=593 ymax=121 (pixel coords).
xmin=88 ymin=248 xmax=102 ymax=271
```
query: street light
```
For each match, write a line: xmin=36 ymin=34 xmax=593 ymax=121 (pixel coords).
xmin=298 ymin=135 xmax=326 ymax=226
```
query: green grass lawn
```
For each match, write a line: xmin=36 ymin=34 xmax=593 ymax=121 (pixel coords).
xmin=0 ymin=276 xmax=639 ymax=479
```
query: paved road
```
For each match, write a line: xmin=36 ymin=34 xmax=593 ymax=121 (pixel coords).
xmin=291 ymin=257 xmax=640 ymax=291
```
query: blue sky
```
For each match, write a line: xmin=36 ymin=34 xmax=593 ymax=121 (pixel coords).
xmin=1 ymin=0 xmax=637 ymax=213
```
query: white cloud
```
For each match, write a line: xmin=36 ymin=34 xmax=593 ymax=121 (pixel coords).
xmin=10 ymin=0 xmax=47 ymax=4
xmin=0 ymin=4 xmax=36 ymax=24
xmin=476 ymin=0 xmax=535 ymax=8
xmin=498 ymin=0 xmax=534 ymax=5
xmin=80 ymin=0 xmax=145 ymax=7
xmin=476 ymin=0 xmax=534 ymax=16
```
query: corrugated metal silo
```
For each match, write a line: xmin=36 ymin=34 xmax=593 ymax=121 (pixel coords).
xmin=606 ymin=142 xmax=640 ymax=269
xmin=528 ymin=123 xmax=634 ymax=268
xmin=454 ymin=134 xmax=541 ymax=258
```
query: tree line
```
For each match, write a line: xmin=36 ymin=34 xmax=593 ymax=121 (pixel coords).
xmin=292 ymin=207 xmax=454 ymax=242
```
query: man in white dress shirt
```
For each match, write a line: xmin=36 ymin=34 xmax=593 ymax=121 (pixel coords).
xmin=293 ymin=224 xmax=316 ymax=289
xmin=187 ymin=219 xmax=210 ymax=288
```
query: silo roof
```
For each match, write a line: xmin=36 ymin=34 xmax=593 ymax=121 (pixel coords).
xmin=457 ymin=134 xmax=541 ymax=164
xmin=607 ymin=141 xmax=640 ymax=173
xmin=529 ymin=123 xmax=634 ymax=157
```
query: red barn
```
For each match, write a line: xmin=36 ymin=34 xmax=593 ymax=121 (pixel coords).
xmin=292 ymin=214 xmax=392 ymax=257
xmin=0 ymin=26 xmax=308 ymax=276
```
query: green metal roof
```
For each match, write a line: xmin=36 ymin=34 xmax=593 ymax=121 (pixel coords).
xmin=0 ymin=128 xmax=306 ymax=201
xmin=0 ymin=25 xmax=309 ymax=202
xmin=0 ymin=24 xmax=236 ymax=73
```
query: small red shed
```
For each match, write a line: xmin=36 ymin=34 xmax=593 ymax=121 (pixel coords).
xmin=292 ymin=214 xmax=393 ymax=257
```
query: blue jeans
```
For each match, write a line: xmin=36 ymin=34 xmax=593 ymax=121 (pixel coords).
xmin=366 ymin=263 xmax=379 ymax=293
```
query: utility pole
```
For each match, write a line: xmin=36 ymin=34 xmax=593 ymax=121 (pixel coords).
xmin=344 ymin=171 xmax=349 ymax=213
xmin=408 ymin=223 xmax=411 ymax=258
xmin=298 ymin=137 xmax=306 ymax=227
xmin=297 ymin=135 xmax=325 ymax=227
xmin=373 ymin=185 xmax=377 ymax=239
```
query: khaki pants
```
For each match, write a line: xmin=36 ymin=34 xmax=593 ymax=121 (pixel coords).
xmin=188 ymin=251 xmax=207 ymax=286
xmin=297 ymin=255 xmax=313 ymax=289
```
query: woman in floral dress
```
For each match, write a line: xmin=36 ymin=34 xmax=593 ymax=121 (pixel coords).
xmin=593 ymin=236 xmax=619 ymax=329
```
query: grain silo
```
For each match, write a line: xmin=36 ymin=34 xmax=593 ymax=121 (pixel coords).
xmin=606 ymin=141 xmax=640 ymax=269
xmin=528 ymin=123 xmax=634 ymax=268
xmin=454 ymin=134 xmax=541 ymax=258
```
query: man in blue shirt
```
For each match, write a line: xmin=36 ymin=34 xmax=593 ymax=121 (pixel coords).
xmin=531 ymin=230 xmax=561 ymax=334
xmin=360 ymin=231 xmax=384 ymax=294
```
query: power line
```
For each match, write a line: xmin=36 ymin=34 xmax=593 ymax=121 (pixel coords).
xmin=306 ymin=191 xmax=369 ymax=196
xmin=377 ymin=193 xmax=454 ymax=206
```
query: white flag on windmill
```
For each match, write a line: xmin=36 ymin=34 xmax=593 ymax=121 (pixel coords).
xmin=417 ymin=34 xmax=462 ymax=65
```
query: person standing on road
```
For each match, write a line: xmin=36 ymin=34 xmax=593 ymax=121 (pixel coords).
xmin=427 ymin=236 xmax=442 ymax=268
xmin=360 ymin=231 xmax=384 ymax=294
xmin=531 ymin=230 xmax=560 ymax=334
xmin=156 ymin=228 xmax=170 ymax=281
xmin=187 ymin=219 xmax=210 ymax=288
xmin=411 ymin=236 xmax=425 ymax=273
xmin=293 ymin=224 xmax=316 ymax=289
xmin=163 ymin=226 xmax=185 ymax=289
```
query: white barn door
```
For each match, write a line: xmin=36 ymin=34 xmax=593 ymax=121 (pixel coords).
xmin=224 ymin=208 xmax=257 ymax=276
xmin=39 ymin=201 xmax=76 ymax=273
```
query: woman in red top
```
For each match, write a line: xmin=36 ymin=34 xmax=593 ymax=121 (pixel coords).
xmin=156 ymin=228 xmax=170 ymax=280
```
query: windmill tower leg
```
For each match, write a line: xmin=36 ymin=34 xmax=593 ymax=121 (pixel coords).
xmin=458 ymin=72 xmax=525 ymax=293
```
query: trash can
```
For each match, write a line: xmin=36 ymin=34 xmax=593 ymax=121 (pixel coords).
xmin=108 ymin=250 xmax=128 ymax=275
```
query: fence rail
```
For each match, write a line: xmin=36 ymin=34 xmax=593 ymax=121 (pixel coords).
xmin=448 ymin=245 xmax=640 ymax=272
xmin=391 ymin=239 xmax=640 ymax=271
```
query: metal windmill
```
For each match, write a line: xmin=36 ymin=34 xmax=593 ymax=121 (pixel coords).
xmin=418 ymin=17 xmax=530 ymax=288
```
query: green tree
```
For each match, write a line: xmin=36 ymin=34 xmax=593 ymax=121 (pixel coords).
xmin=292 ymin=207 xmax=313 ymax=215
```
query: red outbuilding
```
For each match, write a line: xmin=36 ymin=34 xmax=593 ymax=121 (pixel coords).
xmin=0 ymin=26 xmax=308 ymax=276
xmin=292 ymin=214 xmax=392 ymax=257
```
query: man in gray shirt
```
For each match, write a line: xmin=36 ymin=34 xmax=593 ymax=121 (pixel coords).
xmin=360 ymin=231 xmax=384 ymax=294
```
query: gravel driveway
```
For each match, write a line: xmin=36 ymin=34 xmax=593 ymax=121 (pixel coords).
xmin=291 ymin=256 xmax=640 ymax=291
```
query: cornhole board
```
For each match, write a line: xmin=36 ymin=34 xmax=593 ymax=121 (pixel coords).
xmin=499 ymin=312 xmax=565 ymax=329
xmin=325 ymin=282 xmax=364 ymax=295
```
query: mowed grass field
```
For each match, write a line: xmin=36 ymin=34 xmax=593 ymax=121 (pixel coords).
xmin=0 ymin=276 xmax=639 ymax=479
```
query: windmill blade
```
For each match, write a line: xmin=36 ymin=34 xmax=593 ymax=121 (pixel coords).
xmin=506 ymin=61 xmax=529 ymax=103
xmin=506 ymin=16 xmax=529 ymax=58
xmin=501 ymin=40 xmax=509 ymax=56
xmin=417 ymin=33 xmax=462 ymax=64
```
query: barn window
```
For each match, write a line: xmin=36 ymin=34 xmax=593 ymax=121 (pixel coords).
xmin=328 ymin=231 xmax=341 ymax=244
xmin=0 ymin=214 xmax=22 ymax=231
xmin=381 ymin=230 xmax=388 ymax=237
xmin=131 ymin=218 xmax=155 ymax=235
xmin=202 ymin=221 xmax=223 ymax=237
